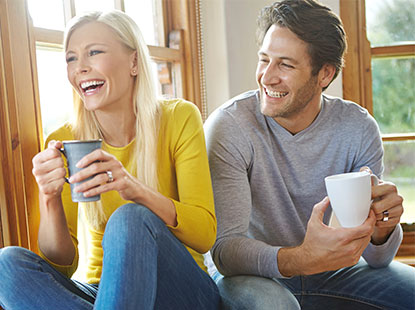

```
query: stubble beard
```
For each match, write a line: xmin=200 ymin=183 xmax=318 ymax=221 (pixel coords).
xmin=261 ymin=75 xmax=319 ymax=119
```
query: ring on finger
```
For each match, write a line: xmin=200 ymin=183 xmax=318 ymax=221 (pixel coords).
xmin=106 ymin=170 xmax=114 ymax=183
xmin=382 ymin=210 xmax=389 ymax=222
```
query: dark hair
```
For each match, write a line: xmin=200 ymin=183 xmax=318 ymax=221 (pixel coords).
xmin=256 ymin=0 xmax=346 ymax=89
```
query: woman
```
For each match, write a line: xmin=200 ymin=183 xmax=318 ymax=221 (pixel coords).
xmin=0 ymin=10 xmax=220 ymax=310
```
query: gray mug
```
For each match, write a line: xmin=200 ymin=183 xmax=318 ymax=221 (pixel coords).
xmin=61 ymin=140 xmax=102 ymax=202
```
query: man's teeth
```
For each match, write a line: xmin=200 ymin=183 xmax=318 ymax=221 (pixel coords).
xmin=267 ymin=89 xmax=288 ymax=98
xmin=81 ymin=80 xmax=104 ymax=90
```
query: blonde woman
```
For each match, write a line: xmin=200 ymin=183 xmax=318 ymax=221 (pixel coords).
xmin=0 ymin=10 xmax=220 ymax=310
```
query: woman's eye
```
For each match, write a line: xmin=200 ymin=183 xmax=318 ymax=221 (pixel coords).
xmin=89 ymin=50 xmax=103 ymax=56
xmin=66 ymin=56 xmax=76 ymax=63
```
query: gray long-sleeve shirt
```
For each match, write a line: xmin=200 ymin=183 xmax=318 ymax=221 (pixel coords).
xmin=204 ymin=90 xmax=402 ymax=279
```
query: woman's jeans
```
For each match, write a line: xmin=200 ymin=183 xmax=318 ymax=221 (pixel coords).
xmin=0 ymin=203 xmax=220 ymax=310
xmin=214 ymin=259 xmax=415 ymax=310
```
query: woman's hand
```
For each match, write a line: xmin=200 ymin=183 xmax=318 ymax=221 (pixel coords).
xmin=32 ymin=140 xmax=67 ymax=200
xmin=68 ymin=149 xmax=144 ymax=202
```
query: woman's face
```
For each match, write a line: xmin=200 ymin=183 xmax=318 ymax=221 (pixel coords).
xmin=66 ymin=22 xmax=137 ymax=112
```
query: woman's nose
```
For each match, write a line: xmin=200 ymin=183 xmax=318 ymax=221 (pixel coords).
xmin=75 ymin=58 xmax=91 ymax=74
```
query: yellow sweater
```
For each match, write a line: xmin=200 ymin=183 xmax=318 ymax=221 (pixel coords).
xmin=40 ymin=99 xmax=216 ymax=284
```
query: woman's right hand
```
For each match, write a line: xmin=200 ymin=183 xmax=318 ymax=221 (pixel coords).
xmin=32 ymin=140 xmax=67 ymax=199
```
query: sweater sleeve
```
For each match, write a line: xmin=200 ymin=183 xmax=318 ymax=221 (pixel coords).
xmin=38 ymin=125 xmax=80 ymax=278
xmin=204 ymin=108 xmax=283 ymax=278
xmin=350 ymin=109 xmax=402 ymax=267
xmin=166 ymin=102 xmax=217 ymax=254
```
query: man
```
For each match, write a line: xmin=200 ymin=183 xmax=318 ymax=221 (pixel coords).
xmin=204 ymin=0 xmax=415 ymax=309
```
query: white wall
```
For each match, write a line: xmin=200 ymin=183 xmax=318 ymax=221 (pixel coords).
xmin=202 ymin=0 xmax=342 ymax=115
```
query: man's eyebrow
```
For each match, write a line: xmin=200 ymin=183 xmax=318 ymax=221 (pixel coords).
xmin=257 ymin=51 xmax=299 ymax=64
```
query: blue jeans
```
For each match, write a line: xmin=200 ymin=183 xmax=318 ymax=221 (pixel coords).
xmin=215 ymin=259 xmax=415 ymax=310
xmin=0 ymin=204 xmax=220 ymax=309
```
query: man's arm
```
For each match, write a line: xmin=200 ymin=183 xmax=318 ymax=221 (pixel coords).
xmin=205 ymin=108 xmax=285 ymax=278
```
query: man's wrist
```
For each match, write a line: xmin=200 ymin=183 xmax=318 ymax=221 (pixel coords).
xmin=278 ymin=246 xmax=307 ymax=277
xmin=371 ymin=225 xmax=395 ymax=245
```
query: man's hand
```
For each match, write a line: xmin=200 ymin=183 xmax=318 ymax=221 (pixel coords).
xmin=278 ymin=197 xmax=376 ymax=277
xmin=359 ymin=167 xmax=403 ymax=245
xmin=370 ymin=181 xmax=403 ymax=245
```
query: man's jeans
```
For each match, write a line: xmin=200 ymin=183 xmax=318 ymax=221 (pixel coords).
xmin=0 ymin=203 xmax=220 ymax=310
xmin=214 ymin=259 xmax=415 ymax=310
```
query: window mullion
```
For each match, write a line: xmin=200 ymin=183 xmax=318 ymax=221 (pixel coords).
xmin=114 ymin=0 xmax=125 ymax=11
xmin=63 ymin=0 xmax=75 ymax=25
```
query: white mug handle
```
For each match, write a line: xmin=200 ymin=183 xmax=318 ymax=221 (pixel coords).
xmin=371 ymin=174 xmax=379 ymax=186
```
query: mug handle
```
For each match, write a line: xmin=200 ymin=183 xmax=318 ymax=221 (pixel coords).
xmin=59 ymin=148 xmax=70 ymax=184
xmin=371 ymin=174 xmax=379 ymax=186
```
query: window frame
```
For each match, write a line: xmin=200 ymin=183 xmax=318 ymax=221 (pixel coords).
xmin=0 ymin=0 xmax=206 ymax=252
xmin=340 ymin=0 xmax=415 ymax=142
xmin=340 ymin=0 xmax=415 ymax=264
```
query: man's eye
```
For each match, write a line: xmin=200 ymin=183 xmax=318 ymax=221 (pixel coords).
xmin=282 ymin=63 xmax=294 ymax=69
xmin=259 ymin=58 xmax=269 ymax=63
xmin=89 ymin=50 xmax=103 ymax=56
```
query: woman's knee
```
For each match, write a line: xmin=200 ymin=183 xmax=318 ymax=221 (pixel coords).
xmin=104 ymin=203 xmax=165 ymax=240
xmin=0 ymin=247 xmax=39 ymax=281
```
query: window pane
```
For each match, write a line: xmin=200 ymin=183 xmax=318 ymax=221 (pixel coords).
xmin=27 ymin=0 xmax=65 ymax=30
xmin=124 ymin=0 xmax=158 ymax=45
xmin=372 ymin=57 xmax=415 ymax=134
xmin=36 ymin=46 xmax=73 ymax=139
xmin=74 ymin=0 xmax=114 ymax=15
xmin=151 ymin=60 xmax=182 ymax=99
xmin=366 ymin=0 xmax=415 ymax=47
xmin=383 ymin=140 xmax=415 ymax=224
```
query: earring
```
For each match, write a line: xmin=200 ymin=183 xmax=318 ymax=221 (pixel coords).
xmin=132 ymin=69 xmax=137 ymax=75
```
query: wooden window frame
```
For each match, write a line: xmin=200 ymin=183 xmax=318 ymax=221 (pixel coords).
xmin=0 ymin=0 xmax=206 ymax=252
xmin=340 ymin=0 xmax=415 ymax=264
xmin=340 ymin=0 xmax=415 ymax=142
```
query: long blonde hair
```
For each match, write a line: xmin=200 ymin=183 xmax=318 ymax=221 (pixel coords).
xmin=64 ymin=11 xmax=160 ymax=230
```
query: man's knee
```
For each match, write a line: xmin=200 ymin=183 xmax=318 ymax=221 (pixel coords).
xmin=217 ymin=275 xmax=300 ymax=310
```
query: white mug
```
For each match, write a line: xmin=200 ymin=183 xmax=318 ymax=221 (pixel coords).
xmin=325 ymin=171 xmax=378 ymax=228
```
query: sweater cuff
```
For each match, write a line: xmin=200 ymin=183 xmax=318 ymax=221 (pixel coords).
xmin=363 ymin=224 xmax=403 ymax=268
xmin=259 ymin=246 xmax=291 ymax=279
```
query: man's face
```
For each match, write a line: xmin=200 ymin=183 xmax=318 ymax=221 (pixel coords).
xmin=256 ymin=25 xmax=321 ymax=122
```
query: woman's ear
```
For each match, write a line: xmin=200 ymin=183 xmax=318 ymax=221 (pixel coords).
xmin=130 ymin=51 xmax=138 ymax=76
xmin=318 ymin=64 xmax=336 ymax=89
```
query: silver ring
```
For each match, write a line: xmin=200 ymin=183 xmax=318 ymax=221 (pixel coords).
xmin=382 ymin=210 xmax=389 ymax=222
xmin=106 ymin=171 xmax=114 ymax=183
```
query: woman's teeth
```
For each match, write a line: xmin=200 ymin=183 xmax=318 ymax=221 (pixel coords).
xmin=80 ymin=80 xmax=104 ymax=91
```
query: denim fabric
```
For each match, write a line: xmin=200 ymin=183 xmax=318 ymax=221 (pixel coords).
xmin=0 ymin=203 xmax=220 ymax=310
xmin=214 ymin=259 xmax=415 ymax=310
xmin=0 ymin=246 xmax=96 ymax=310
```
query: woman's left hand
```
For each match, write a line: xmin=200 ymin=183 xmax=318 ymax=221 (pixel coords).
xmin=68 ymin=149 xmax=143 ymax=202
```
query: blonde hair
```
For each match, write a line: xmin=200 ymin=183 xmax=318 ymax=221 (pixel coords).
xmin=64 ymin=11 xmax=160 ymax=230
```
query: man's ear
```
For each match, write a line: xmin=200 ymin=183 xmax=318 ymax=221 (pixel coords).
xmin=130 ymin=51 xmax=138 ymax=76
xmin=318 ymin=64 xmax=336 ymax=89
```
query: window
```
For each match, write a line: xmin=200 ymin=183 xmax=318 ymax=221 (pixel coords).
xmin=340 ymin=0 xmax=415 ymax=226
xmin=0 ymin=0 xmax=205 ymax=257
xmin=27 ymin=0 xmax=194 ymax=139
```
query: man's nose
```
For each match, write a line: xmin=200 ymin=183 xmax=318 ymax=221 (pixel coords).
xmin=262 ymin=63 xmax=282 ymax=85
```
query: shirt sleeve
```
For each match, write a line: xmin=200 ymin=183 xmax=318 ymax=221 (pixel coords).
xmin=204 ymin=108 xmax=282 ymax=278
xmin=38 ymin=125 xmax=80 ymax=278
xmin=349 ymin=110 xmax=402 ymax=267
xmin=166 ymin=102 xmax=217 ymax=254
